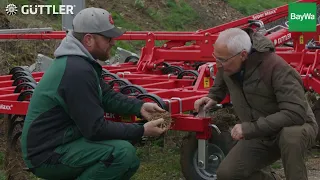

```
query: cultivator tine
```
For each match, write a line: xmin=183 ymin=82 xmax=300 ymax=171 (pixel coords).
xmin=6 ymin=115 xmax=24 ymax=151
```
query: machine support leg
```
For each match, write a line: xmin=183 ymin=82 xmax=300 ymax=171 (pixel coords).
xmin=198 ymin=139 xmax=208 ymax=170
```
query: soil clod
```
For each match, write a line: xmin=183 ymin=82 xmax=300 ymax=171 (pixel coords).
xmin=149 ymin=111 xmax=172 ymax=129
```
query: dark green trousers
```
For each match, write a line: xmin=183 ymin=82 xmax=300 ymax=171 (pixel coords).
xmin=216 ymin=123 xmax=317 ymax=180
xmin=31 ymin=138 xmax=140 ymax=180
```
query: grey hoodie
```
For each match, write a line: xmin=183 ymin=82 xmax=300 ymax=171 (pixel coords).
xmin=54 ymin=31 xmax=96 ymax=61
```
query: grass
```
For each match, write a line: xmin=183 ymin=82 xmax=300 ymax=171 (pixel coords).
xmin=132 ymin=144 xmax=182 ymax=180
xmin=271 ymin=161 xmax=283 ymax=169
xmin=0 ymin=152 xmax=5 ymax=180
xmin=9 ymin=0 xmax=61 ymax=4
xmin=110 ymin=11 xmax=145 ymax=54
xmin=227 ymin=0 xmax=297 ymax=15
xmin=0 ymin=135 xmax=183 ymax=180
xmin=145 ymin=0 xmax=199 ymax=31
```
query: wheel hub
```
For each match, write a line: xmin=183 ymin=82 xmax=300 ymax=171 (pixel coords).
xmin=193 ymin=143 xmax=225 ymax=180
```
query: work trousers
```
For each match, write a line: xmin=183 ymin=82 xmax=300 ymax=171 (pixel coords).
xmin=31 ymin=138 xmax=140 ymax=180
xmin=217 ymin=123 xmax=317 ymax=180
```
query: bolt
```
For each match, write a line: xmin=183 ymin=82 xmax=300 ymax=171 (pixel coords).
xmin=309 ymin=74 xmax=312 ymax=78
xmin=148 ymin=39 xmax=151 ymax=42
xmin=164 ymin=44 xmax=167 ymax=48
xmin=205 ymin=32 xmax=209 ymax=36
xmin=153 ymin=64 xmax=157 ymax=68
xmin=205 ymin=40 xmax=208 ymax=43
xmin=309 ymin=86 xmax=313 ymax=90
xmin=198 ymin=161 xmax=204 ymax=167
xmin=209 ymin=155 xmax=218 ymax=161
xmin=148 ymin=32 xmax=151 ymax=35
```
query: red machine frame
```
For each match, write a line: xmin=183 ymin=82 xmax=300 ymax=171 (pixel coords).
xmin=0 ymin=0 xmax=320 ymax=142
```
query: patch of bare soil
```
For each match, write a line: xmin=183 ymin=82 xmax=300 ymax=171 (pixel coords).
xmin=184 ymin=0 xmax=245 ymax=29
xmin=149 ymin=111 xmax=172 ymax=129
xmin=211 ymin=105 xmax=240 ymax=132
xmin=273 ymin=148 xmax=320 ymax=180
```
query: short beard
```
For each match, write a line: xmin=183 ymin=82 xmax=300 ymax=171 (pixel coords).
xmin=91 ymin=49 xmax=109 ymax=61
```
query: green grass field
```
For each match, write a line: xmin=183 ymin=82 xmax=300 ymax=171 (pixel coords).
xmin=227 ymin=0 xmax=297 ymax=15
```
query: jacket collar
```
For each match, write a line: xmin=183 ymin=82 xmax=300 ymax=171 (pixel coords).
xmin=240 ymin=28 xmax=275 ymax=80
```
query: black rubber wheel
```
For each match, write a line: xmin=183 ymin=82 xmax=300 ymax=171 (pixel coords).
xmin=136 ymin=93 xmax=168 ymax=111
xmin=102 ymin=69 xmax=110 ymax=75
xmin=162 ymin=65 xmax=184 ymax=75
xmin=120 ymin=85 xmax=147 ymax=96
xmin=177 ymin=70 xmax=199 ymax=85
xmin=102 ymin=73 xmax=120 ymax=82
xmin=7 ymin=115 xmax=24 ymax=151
xmin=9 ymin=66 xmax=28 ymax=75
xmin=10 ymin=119 xmax=23 ymax=149
xmin=11 ymin=70 xmax=32 ymax=80
xmin=193 ymin=62 xmax=206 ymax=70
xmin=7 ymin=115 xmax=21 ymax=141
xmin=177 ymin=70 xmax=199 ymax=79
xmin=12 ymin=76 xmax=36 ymax=86
xmin=17 ymin=89 xmax=34 ymax=101
xmin=180 ymin=130 xmax=236 ymax=180
xmin=162 ymin=62 xmax=170 ymax=67
xmin=124 ymin=56 xmax=139 ymax=64
xmin=108 ymin=79 xmax=132 ymax=92
xmin=14 ymin=82 xmax=37 ymax=93
xmin=11 ymin=131 xmax=22 ymax=151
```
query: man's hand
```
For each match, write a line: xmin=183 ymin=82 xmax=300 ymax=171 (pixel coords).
xmin=143 ymin=118 xmax=167 ymax=136
xmin=140 ymin=102 xmax=166 ymax=120
xmin=194 ymin=97 xmax=217 ymax=112
xmin=231 ymin=124 xmax=244 ymax=140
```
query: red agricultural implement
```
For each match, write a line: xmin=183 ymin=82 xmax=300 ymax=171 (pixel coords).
xmin=1 ymin=0 xmax=320 ymax=179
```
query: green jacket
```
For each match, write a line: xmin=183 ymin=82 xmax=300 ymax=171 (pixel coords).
xmin=21 ymin=31 xmax=145 ymax=168
xmin=208 ymin=28 xmax=318 ymax=140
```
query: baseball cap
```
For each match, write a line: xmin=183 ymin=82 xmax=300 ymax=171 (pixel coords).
xmin=72 ymin=7 xmax=124 ymax=38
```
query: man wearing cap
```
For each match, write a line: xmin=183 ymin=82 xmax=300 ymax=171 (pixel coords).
xmin=21 ymin=7 xmax=167 ymax=180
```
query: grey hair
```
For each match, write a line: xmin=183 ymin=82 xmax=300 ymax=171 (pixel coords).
xmin=215 ymin=28 xmax=252 ymax=55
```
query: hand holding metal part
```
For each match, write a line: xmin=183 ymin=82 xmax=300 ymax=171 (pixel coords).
xmin=195 ymin=104 xmax=221 ymax=135
xmin=193 ymin=104 xmax=222 ymax=171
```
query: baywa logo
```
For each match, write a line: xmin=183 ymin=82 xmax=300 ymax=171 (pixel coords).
xmin=288 ymin=2 xmax=317 ymax=32
xmin=5 ymin=3 xmax=75 ymax=15
xmin=291 ymin=12 xmax=315 ymax=21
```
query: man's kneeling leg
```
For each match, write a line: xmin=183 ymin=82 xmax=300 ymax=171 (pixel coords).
xmin=76 ymin=140 xmax=140 ymax=180
xmin=32 ymin=138 xmax=140 ymax=180
xmin=278 ymin=123 xmax=317 ymax=180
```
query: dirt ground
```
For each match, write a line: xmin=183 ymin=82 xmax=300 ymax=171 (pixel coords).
xmin=273 ymin=148 xmax=320 ymax=180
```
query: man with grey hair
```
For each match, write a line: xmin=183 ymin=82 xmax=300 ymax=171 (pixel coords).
xmin=194 ymin=27 xmax=318 ymax=180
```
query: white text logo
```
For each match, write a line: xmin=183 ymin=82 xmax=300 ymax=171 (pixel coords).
xmin=252 ymin=9 xmax=277 ymax=20
xmin=5 ymin=4 xmax=75 ymax=15
xmin=290 ymin=13 xmax=315 ymax=21
xmin=274 ymin=33 xmax=292 ymax=45
xmin=0 ymin=104 xmax=13 ymax=110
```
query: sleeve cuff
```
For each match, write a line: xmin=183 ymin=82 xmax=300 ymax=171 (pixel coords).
xmin=207 ymin=94 xmax=219 ymax=102
xmin=133 ymin=100 xmax=145 ymax=117
xmin=241 ymin=121 xmax=260 ymax=140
